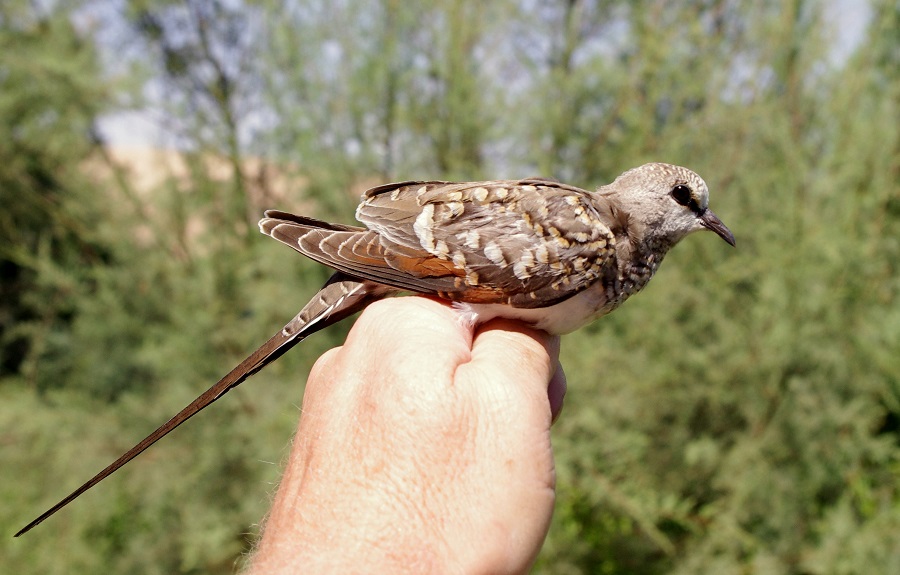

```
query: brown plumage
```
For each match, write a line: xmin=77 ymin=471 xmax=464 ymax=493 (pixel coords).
xmin=16 ymin=162 xmax=734 ymax=537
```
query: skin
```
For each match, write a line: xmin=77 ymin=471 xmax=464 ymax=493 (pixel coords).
xmin=246 ymin=296 xmax=566 ymax=575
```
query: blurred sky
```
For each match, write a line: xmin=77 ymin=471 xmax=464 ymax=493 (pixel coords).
xmin=93 ymin=0 xmax=874 ymax=150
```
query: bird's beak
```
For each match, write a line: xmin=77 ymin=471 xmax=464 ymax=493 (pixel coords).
xmin=699 ymin=209 xmax=736 ymax=246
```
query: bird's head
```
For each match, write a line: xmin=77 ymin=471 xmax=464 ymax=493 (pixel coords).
xmin=603 ymin=163 xmax=735 ymax=249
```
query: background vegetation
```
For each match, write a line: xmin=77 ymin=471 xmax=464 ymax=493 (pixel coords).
xmin=2 ymin=0 xmax=897 ymax=572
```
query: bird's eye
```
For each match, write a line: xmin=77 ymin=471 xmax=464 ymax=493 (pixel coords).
xmin=671 ymin=184 xmax=693 ymax=206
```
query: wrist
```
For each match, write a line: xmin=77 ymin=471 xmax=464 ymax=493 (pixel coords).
xmin=249 ymin=468 xmax=454 ymax=574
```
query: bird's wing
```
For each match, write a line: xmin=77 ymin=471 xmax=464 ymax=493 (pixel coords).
xmin=261 ymin=179 xmax=618 ymax=309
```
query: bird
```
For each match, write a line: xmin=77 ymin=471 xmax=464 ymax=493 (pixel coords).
xmin=15 ymin=162 xmax=734 ymax=536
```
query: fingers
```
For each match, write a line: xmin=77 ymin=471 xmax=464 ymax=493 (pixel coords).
xmin=457 ymin=318 xmax=563 ymax=426
xmin=471 ymin=318 xmax=560 ymax=382
xmin=548 ymin=362 xmax=567 ymax=423
xmin=307 ymin=297 xmax=567 ymax=424
xmin=343 ymin=297 xmax=474 ymax=379
xmin=307 ymin=346 xmax=341 ymax=384
xmin=256 ymin=296 xmax=563 ymax=573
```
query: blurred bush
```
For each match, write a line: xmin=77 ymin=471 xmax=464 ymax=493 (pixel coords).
xmin=2 ymin=0 xmax=897 ymax=573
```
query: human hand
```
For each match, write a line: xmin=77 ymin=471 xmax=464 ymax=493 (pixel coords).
xmin=247 ymin=296 xmax=565 ymax=575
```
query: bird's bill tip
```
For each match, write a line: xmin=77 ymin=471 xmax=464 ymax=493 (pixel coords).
xmin=699 ymin=209 xmax=736 ymax=247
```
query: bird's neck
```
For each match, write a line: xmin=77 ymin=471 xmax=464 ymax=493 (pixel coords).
xmin=590 ymin=191 xmax=674 ymax=299
xmin=614 ymin=231 xmax=671 ymax=299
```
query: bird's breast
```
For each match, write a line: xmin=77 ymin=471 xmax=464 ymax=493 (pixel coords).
xmin=450 ymin=250 xmax=663 ymax=334
xmin=452 ymin=281 xmax=617 ymax=335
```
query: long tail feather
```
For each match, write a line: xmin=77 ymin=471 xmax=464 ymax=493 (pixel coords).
xmin=15 ymin=273 xmax=390 ymax=537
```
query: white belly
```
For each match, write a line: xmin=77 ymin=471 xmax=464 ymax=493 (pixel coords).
xmin=452 ymin=282 xmax=622 ymax=335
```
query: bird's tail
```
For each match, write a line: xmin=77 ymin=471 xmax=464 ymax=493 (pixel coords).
xmin=15 ymin=272 xmax=390 ymax=537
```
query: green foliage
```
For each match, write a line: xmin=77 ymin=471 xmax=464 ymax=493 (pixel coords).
xmin=0 ymin=0 xmax=108 ymax=382
xmin=2 ymin=0 xmax=898 ymax=573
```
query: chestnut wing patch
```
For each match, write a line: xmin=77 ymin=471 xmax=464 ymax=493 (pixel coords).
xmin=261 ymin=179 xmax=617 ymax=308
